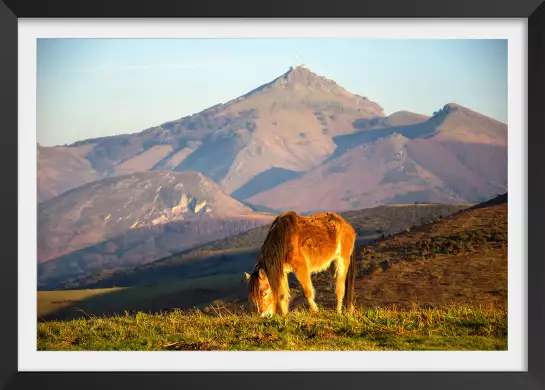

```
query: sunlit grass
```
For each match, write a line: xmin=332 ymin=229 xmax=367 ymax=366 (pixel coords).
xmin=38 ymin=304 xmax=507 ymax=351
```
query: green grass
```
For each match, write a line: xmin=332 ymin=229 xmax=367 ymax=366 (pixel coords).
xmin=38 ymin=304 xmax=507 ymax=351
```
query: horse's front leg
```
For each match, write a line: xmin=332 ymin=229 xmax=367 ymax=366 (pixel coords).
xmin=276 ymin=273 xmax=291 ymax=315
xmin=293 ymin=264 xmax=318 ymax=313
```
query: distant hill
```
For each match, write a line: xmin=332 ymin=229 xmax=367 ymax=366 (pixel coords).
xmin=54 ymin=203 xmax=469 ymax=290
xmin=351 ymin=110 xmax=430 ymax=130
xmin=38 ymin=171 xmax=273 ymax=289
xmin=37 ymin=66 xmax=506 ymax=211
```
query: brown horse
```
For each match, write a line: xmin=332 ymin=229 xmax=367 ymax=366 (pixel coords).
xmin=245 ymin=211 xmax=356 ymax=317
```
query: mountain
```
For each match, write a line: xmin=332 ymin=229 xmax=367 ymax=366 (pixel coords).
xmin=38 ymin=67 xmax=506 ymax=211
xmin=177 ymin=66 xmax=384 ymax=195
xmin=54 ymin=203 xmax=469 ymax=290
xmin=247 ymin=103 xmax=507 ymax=211
xmin=38 ymin=67 xmax=506 ymax=213
xmin=37 ymin=65 xmax=384 ymax=200
xmin=37 ymin=171 xmax=274 ymax=288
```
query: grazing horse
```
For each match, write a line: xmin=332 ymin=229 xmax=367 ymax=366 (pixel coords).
xmin=245 ymin=211 xmax=356 ymax=317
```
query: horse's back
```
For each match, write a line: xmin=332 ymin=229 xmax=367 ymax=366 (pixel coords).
xmin=290 ymin=212 xmax=355 ymax=271
xmin=293 ymin=212 xmax=354 ymax=236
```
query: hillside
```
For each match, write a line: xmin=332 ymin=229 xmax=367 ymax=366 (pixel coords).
xmin=291 ymin=193 xmax=507 ymax=310
xmin=38 ymin=193 xmax=506 ymax=325
xmin=38 ymin=171 xmax=273 ymax=289
xmin=38 ymin=67 xmax=506 ymax=211
xmin=51 ymin=203 xmax=468 ymax=290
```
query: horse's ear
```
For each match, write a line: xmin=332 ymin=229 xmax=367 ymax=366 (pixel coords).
xmin=258 ymin=268 xmax=267 ymax=280
xmin=244 ymin=272 xmax=251 ymax=281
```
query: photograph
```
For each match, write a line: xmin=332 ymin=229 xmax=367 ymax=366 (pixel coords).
xmin=34 ymin=36 xmax=511 ymax=353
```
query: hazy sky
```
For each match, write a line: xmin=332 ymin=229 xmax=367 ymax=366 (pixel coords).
xmin=37 ymin=38 xmax=508 ymax=146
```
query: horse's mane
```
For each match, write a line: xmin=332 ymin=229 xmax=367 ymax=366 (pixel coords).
xmin=249 ymin=211 xmax=298 ymax=299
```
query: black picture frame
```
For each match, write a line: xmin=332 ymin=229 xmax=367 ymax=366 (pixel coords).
xmin=1 ymin=0 xmax=543 ymax=389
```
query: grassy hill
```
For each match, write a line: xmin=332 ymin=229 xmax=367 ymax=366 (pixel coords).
xmin=297 ymin=193 xmax=507 ymax=310
xmin=53 ymin=203 xmax=469 ymax=290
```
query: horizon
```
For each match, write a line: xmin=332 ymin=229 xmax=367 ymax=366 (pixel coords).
xmin=37 ymin=38 xmax=508 ymax=146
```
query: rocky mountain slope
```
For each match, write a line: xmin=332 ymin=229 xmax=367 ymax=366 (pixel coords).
xmin=38 ymin=171 xmax=274 ymax=288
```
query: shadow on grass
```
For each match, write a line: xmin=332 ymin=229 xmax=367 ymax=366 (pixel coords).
xmin=38 ymin=269 xmax=347 ymax=323
xmin=38 ymin=273 xmax=250 ymax=322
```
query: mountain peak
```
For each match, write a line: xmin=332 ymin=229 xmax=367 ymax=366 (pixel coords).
xmin=233 ymin=65 xmax=382 ymax=116
xmin=438 ymin=102 xmax=504 ymax=124
xmin=270 ymin=65 xmax=338 ymax=90
xmin=431 ymin=103 xmax=472 ymax=119
xmin=443 ymin=102 xmax=464 ymax=112
xmin=287 ymin=64 xmax=312 ymax=75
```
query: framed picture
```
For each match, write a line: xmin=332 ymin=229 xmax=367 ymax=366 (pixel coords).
xmin=1 ymin=0 xmax=543 ymax=389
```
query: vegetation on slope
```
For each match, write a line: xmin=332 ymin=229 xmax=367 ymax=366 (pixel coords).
xmin=299 ymin=194 xmax=507 ymax=309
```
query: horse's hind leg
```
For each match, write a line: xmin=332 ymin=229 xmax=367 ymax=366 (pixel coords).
xmin=293 ymin=263 xmax=318 ymax=313
xmin=328 ymin=262 xmax=336 ymax=291
xmin=334 ymin=257 xmax=349 ymax=314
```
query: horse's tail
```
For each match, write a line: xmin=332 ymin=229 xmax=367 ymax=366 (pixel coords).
xmin=343 ymin=241 xmax=356 ymax=313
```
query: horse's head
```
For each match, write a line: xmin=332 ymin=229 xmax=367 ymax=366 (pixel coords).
xmin=245 ymin=268 xmax=275 ymax=317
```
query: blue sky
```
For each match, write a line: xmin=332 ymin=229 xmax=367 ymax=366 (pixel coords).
xmin=37 ymin=38 xmax=508 ymax=146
